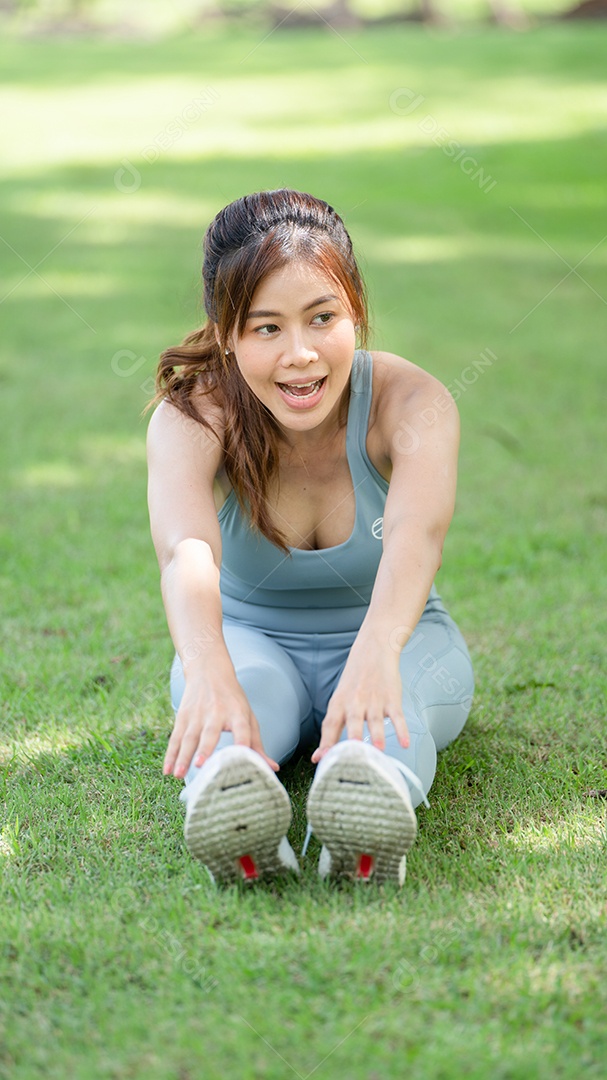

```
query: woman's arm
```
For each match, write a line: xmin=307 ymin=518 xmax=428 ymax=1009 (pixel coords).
xmin=312 ymin=354 xmax=460 ymax=761
xmin=358 ymin=355 xmax=459 ymax=653
xmin=147 ymin=401 xmax=278 ymax=777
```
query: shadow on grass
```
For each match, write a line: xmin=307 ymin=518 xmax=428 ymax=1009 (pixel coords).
xmin=1 ymin=129 xmax=604 ymax=380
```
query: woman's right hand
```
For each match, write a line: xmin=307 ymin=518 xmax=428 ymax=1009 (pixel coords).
xmin=163 ymin=666 xmax=279 ymax=779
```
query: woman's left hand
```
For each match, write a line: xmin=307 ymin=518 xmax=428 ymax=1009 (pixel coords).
xmin=311 ymin=641 xmax=409 ymax=763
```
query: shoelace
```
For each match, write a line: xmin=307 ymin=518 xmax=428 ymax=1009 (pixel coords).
xmin=301 ymin=757 xmax=430 ymax=857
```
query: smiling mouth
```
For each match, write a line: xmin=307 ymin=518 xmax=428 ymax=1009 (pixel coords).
xmin=277 ymin=376 xmax=327 ymax=398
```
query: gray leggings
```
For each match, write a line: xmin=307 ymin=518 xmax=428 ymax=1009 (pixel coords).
xmin=170 ymin=599 xmax=474 ymax=810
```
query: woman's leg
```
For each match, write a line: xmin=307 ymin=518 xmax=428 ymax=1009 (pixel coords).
xmin=170 ymin=618 xmax=313 ymax=790
xmin=406 ymin=610 xmax=474 ymax=752
xmin=327 ymin=609 xmax=473 ymax=809
xmin=378 ymin=609 xmax=474 ymax=806
xmin=173 ymin=621 xmax=311 ymax=881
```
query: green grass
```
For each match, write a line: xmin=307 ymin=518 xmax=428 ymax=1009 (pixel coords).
xmin=1 ymin=21 xmax=607 ymax=1080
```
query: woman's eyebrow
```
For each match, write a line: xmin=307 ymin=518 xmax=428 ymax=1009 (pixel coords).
xmin=247 ymin=295 xmax=339 ymax=319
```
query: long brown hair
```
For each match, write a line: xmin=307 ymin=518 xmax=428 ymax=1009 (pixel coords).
xmin=151 ymin=189 xmax=369 ymax=553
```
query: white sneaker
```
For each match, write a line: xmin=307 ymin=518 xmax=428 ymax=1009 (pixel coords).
xmin=306 ymin=741 xmax=426 ymax=886
xmin=183 ymin=746 xmax=299 ymax=884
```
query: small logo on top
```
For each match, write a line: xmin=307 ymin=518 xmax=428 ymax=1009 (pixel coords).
xmin=371 ymin=517 xmax=383 ymax=540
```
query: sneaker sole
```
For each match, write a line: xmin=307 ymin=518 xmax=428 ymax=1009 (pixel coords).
xmin=184 ymin=749 xmax=293 ymax=884
xmin=307 ymin=742 xmax=417 ymax=885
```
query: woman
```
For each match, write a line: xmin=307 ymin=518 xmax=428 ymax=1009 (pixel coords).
xmin=146 ymin=189 xmax=474 ymax=886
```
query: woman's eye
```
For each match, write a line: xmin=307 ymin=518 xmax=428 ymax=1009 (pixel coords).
xmin=313 ymin=312 xmax=334 ymax=325
xmin=255 ymin=324 xmax=280 ymax=336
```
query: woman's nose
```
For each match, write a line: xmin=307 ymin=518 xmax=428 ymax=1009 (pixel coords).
xmin=282 ymin=331 xmax=318 ymax=366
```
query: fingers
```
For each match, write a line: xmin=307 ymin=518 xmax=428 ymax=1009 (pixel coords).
xmin=311 ymin=703 xmax=410 ymax=764
xmin=186 ymin=717 xmax=225 ymax=774
xmin=367 ymin=702 xmax=409 ymax=751
xmin=310 ymin=741 xmax=332 ymax=764
xmin=391 ymin=708 xmax=410 ymax=749
xmin=164 ymin=704 xmax=279 ymax=779
xmin=364 ymin=707 xmax=387 ymax=752
xmin=311 ymin=705 xmax=345 ymax=763
xmin=163 ymin=719 xmax=187 ymax=776
xmin=171 ymin=724 xmax=214 ymax=778
xmin=230 ymin=711 xmax=279 ymax=771
xmin=163 ymin=702 xmax=225 ymax=779
xmin=247 ymin=718 xmax=280 ymax=772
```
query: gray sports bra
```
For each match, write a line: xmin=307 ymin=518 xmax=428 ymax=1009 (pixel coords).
xmin=217 ymin=349 xmax=438 ymax=632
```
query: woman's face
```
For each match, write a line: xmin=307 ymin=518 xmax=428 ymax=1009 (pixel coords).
xmin=227 ymin=259 xmax=357 ymax=446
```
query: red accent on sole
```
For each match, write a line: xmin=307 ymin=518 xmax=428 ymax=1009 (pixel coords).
xmin=356 ymin=854 xmax=374 ymax=879
xmin=239 ymin=855 xmax=259 ymax=880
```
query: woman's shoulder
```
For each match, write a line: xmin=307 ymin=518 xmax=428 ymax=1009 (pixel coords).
xmin=368 ymin=349 xmax=443 ymax=393
xmin=367 ymin=350 xmax=459 ymax=458
xmin=192 ymin=378 xmax=228 ymax=432
xmin=147 ymin=382 xmax=227 ymax=470
xmin=369 ymin=350 xmax=454 ymax=413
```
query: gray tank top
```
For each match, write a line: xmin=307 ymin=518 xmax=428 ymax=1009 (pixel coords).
xmin=218 ymin=349 xmax=436 ymax=633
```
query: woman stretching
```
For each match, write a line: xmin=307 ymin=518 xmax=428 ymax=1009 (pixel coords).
xmin=146 ymin=188 xmax=474 ymax=886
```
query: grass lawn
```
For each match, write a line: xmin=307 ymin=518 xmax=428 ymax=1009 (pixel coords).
xmin=1 ymin=20 xmax=606 ymax=1080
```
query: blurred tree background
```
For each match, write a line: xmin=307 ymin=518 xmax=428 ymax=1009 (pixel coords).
xmin=1 ymin=0 xmax=604 ymax=36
